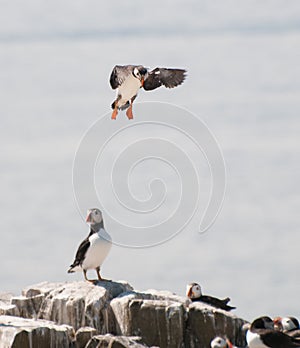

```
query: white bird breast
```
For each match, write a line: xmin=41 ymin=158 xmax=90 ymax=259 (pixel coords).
xmin=246 ymin=331 xmax=268 ymax=348
xmin=117 ymin=74 xmax=141 ymax=107
xmin=82 ymin=229 xmax=112 ymax=270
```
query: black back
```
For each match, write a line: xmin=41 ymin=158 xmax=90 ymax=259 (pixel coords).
xmin=192 ymin=295 xmax=236 ymax=311
xmin=257 ymin=329 xmax=300 ymax=348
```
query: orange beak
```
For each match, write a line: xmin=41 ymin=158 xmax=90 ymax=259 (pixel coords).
xmin=226 ymin=339 xmax=233 ymax=348
xmin=141 ymin=77 xmax=144 ymax=87
xmin=273 ymin=317 xmax=282 ymax=325
xmin=85 ymin=212 xmax=92 ymax=223
xmin=187 ymin=287 xmax=193 ymax=298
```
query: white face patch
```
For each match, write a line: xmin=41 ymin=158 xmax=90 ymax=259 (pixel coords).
xmin=282 ymin=317 xmax=297 ymax=331
xmin=91 ymin=209 xmax=102 ymax=224
xmin=186 ymin=283 xmax=202 ymax=298
xmin=211 ymin=336 xmax=227 ymax=348
xmin=133 ymin=67 xmax=140 ymax=78
xmin=192 ymin=284 xmax=202 ymax=298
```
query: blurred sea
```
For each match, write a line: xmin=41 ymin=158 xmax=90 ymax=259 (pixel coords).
xmin=0 ymin=1 xmax=299 ymax=320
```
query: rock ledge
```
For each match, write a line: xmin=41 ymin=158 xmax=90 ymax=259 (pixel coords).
xmin=0 ymin=281 xmax=247 ymax=348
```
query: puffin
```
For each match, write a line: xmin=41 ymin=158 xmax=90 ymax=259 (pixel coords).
xmin=186 ymin=282 xmax=236 ymax=311
xmin=109 ymin=65 xmax=186 ymax=119
xmin=273 ymin=317 xmax=300 ymax=338
xmin=211 ymin=336 xmax=237 ymax=348
xmin=246 ymin=316 xmax=300 ymax=348
xmin=68 ymin=208 xmax=112 ymax=282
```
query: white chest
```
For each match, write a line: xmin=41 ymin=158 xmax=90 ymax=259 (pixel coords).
xmin=82 ymin=229 xmax=112 ymax=270
xmin=118 ymin=74 xmax=141 ymax=103
xmin=247 ymin=331 xmax=268 ymax=348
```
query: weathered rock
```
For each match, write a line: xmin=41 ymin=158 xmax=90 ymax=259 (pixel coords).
xmin=85 ymin=334 xmax=152 ymax=348
xmin=185 ymin=302 xmax=247 ymax=348
xmin=0 ymin=315 xmax=75 ymax=348
xmin=14 ymin=281 xmax=133 ymax=333
xmin=11 ymin=294 xmax=44 ymax=319
xmin=22 ymin=282 xmax=67 ymax=298
xmin=75 ymin=327 xmax=97 ymax=348
xmin=0 ymin=293 xmax=19 ymax=317
xmin=1 ymin=281 xmax=248 ymax=348
xmin=111 ymin=292 xmax=186 ymax=348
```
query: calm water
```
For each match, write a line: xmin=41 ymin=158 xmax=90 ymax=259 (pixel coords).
xmin=0 ymin=1 xmax=300 ymax=321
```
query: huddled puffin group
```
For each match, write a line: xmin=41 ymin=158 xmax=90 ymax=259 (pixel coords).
xmin=66 ymin=66 xmax=298 ymax=347
xmin=210 ymin=316 xmax=300 ymax=347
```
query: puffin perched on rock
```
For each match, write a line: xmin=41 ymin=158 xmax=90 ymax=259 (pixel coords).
xmin=186 ymin=282 xmax=236 ymax=311
xmin=246 ymin=316 xmax=300 ymax=348
xmin=109 ymin=65 xmax=186 ymax=119
xmin=211 ymin=336 xmax=238 ymax=348
xmin=274 ymin=317 xmax=300 ymax=338
xmin=68 ymin=208 xmax=112 ymax=282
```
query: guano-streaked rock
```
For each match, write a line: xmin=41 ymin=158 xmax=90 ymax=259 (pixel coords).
xmin=185 ymin=302 xmax=247 ymax=347
xmin=85 ymin=333 xmax=152 ymax=348
xmin=0 ymin=281 xmax=248 ymax=348
xmin=0 ymin=315 xmax=75 ymax=348
xmin=75 ymin=327 xmax=97 ymax=348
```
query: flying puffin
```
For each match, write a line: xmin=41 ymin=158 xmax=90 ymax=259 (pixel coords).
xmin=109 ymin=65 xmax=187 ymax=119
xmin=68 ymin=208 xmax=112 ymax=282
xmin=211 ymin=336 xmax=238 ymax=348
xmin=186 ymin=282 xmax=236 ymax=311
xmin=246 ymin=316 xmax=300 ymax=348
xmin=273 ymin=317 xmax=300 ymax=339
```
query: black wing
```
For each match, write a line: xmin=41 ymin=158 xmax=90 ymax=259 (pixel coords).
xmin=260 ymin=330 xmax=300 ymax=347
xmin=196 ymin=295 xmax=236 ymax=311
xmin=143 ymin=68 xmax=187 ymax=91
xmin=109 ymin=65 xmax=131 ymax=89
xmin=68 ymin=237 xmax=90 ymax=269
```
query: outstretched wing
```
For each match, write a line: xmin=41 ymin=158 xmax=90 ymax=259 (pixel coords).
xmin=109 ymin=65 xmax=132 ymax=89
xmin=143 ymin=68 xmax=186 ymax=91
xmin=69 ymin=237 xmax=90 ymax=269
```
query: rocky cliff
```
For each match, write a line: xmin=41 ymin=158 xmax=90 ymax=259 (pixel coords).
xmin=0 ymin=281 xmax=247 ymax=348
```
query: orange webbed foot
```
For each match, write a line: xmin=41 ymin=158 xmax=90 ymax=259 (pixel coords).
xmin=111 ymin=108 xmax=118 ymax=120
xmin=126 ymin=107 xmax=134 ymax=120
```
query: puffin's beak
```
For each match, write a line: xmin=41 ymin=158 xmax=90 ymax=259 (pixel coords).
xmin=187 ymin=287 xmax=193 ymax=298
xmin=226 ymin=338 xmax=233 ymax=348
xmin=86 ymin=212 xmax=92 ymax=223
xmin=141 ymin=77 xmax=144 ymax=87
xmin=273 ymin=317 xmax=281 ymax=325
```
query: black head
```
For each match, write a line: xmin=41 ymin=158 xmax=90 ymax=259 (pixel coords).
xmin=138 ymin=66 xmax=148 ymax=75
xmin=251 ymin=316 xmax=274 ymax=330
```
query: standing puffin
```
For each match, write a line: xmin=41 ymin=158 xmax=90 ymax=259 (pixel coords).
xmin=109 ymin=65 xmax=186 ymax=119
xmin=186 ymin=282 xmax=236 ymax=311
xmin=211 ymin=336 xmax=238 ymax=348
xmin=68 ymin=208 xmax=112 ymax=282
xmin=246 ymin=316 xmax=300 ymax=348
xmin=274 ymin=317 xmax=300 ymax=338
